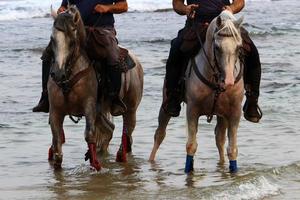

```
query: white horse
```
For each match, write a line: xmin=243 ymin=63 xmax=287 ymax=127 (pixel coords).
xmin=150 ymin=10 xmax=244 ymax=173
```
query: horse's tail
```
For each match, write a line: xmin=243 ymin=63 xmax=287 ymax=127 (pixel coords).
xmin=95 ymin=113 xmax=114 ymax=153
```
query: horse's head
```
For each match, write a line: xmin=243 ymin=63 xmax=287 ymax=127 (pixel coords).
xmin=207 ymin=10 xmax=243 ymax=88
xmin=50 ymin=5 xmax=86 ymax=82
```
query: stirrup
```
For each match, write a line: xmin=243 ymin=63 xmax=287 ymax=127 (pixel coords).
xmin=244 ymin=105 xmax=262 ymax=123
xmin=111 ymin=98 xmax=127 ymax=116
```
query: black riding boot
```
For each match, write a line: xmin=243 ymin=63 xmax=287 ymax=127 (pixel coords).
xmin=108 ymin=66 xmax=127 ymax=116
xmin=242 ymin=29 xmax=263 ymax=123
xmin=243 ymin=85 xmax=262 ymax=123
xmin=32 ymin=59 xmax=51 ymax=113
xmin=163 ymin=31 xmax=187 ymax=117
xmin=164 ymin=89 xmax=182 ymax=117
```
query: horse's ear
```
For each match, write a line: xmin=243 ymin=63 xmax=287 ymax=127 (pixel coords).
xmin=50 ymin=5 xmax=57 ymax=19
xmin=216 ymin=16 xmax=222 ymax=27
xmin=234 ymin=16 xmax=244 ymax=28
xmin=73 ymin=11 xmax=80 ymax=25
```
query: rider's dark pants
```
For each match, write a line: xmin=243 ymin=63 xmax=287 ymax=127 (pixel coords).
xmin=241 ymin=28 xmax=261 ymax=97
xmin=165 ymin=23 xmax=261 ymax=98
xmin=40 ymin=43 xmax=53 ymax=91
xmin=86 ymin=27 xmax=121 ymax=97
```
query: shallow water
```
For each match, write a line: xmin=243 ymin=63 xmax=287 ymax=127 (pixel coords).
xmin=0 ymin=0 xmax=300 ymax=199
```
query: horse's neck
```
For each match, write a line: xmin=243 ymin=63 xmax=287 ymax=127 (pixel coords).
xmin=71 ymin=51 xmax=90 ymax=75
xmin=195 ymin=48 xmax=215 ymax=81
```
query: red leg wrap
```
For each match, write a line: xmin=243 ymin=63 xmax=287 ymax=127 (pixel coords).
xmin=88 ymin=143 xmax=101 ymax=171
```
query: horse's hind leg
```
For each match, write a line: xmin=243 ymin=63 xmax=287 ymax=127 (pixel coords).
xmin=215 ymin=116 xmax=228 ymax=164
xmin=49 ymin=112 xmax=65 ymax=169
xmin=227 ymin=116 xmax=241 ymax=173
xmin=116 ymin=110 xmax=136 ymax=162
xmin=149 ymin=106 xmax=171 ymax=161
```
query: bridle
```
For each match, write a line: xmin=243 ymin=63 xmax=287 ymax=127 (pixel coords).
xmin=191 ymin=19 xmax=243 ymax=122
xmin=51 ymin=14 xmax=92 ymax=95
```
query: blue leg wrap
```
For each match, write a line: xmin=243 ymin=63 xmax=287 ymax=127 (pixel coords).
xmin=185 ymin=155 xmax=194 ymax=173
xmin=229 ymin=160 xmax=238 ymax=173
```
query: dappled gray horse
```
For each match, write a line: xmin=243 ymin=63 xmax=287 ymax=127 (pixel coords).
xmin=150 ymin=10 xmax=244 ymax=173
xmin=48 ymin=6 xmax=143 ymax=170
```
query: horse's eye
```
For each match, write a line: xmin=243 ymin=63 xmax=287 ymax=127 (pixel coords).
xmin=215 ymin=45 xmax=221 ymax=52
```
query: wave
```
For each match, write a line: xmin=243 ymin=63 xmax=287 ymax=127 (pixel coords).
xmin=0 ymin=0 xmax=269 ymax=21
xmin=202 ymin=162 xmax=300 ymax=200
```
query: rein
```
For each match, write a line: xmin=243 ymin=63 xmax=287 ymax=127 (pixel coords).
xmin=53 ymin=63 xmax=93 ymax=95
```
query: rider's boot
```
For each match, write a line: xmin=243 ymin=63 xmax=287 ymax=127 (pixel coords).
xmin=241 ymin=28 xmax=263 ymax=123
xmin=108 ymin=66 xmax=127 ymax=116
xmin=32 ymin=59 xmax=51 ymax=113
xmin=163 ymin=89 xmax=182 ymax=117
xmin=243 ymin=85 xmax=262 ymax=123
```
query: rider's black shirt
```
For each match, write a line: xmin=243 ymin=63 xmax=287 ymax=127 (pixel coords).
xmin=187 ymin=0 xmax=231 ymax=22
xmin=61 ymin=0 xmax=125 ymax=27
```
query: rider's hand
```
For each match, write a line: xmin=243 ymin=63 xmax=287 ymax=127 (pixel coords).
xmin=223 ymin=5 xmax=233 ymax=13
xmin=57 ymin=6 xmax=66 ymax=14
xmin=185 ymin=4 xmax=199 ymax=19
xmin=94 ymin=4 xmax=111 ymax=14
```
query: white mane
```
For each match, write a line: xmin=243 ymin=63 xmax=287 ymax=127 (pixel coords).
xmin=215 ymin=10 xmax=243 ymax=45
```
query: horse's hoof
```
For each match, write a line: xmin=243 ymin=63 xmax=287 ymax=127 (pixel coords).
xmin=48 ymin=146 xmax=54 ymax=161
xmin=90 ymin=160 xmax=101 ymax=171
xmin=184 ymin=155 xmax=194 ymax=173
xmin=116 ymin=150 xmax=127 ymax=162
xmin=229 ymin=160 xmax=238 ymax=173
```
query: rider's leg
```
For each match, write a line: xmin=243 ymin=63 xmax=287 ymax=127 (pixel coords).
xmin=105 ymin=29 xmax=127 ymax=116
xmin=32 ymin=43 xmax=52 ymax=113
xmin=241 ymin=28 xmax=262 ymax=123
xmin=107 ymin=66 xmax=127 ymax=116
xmin=164 ymin=29 xmax=186 ymax=117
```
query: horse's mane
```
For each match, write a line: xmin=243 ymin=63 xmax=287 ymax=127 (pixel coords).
xmin=215 ymin=10 xmax=242 ymax=45
xmin=69 ymin=5 xmax=86 ymax=47
xmin=54 ymin=5 xmax=86 ymax=48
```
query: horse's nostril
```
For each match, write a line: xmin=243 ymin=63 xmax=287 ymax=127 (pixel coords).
xmin=62 ymin=74 xmax=66 ymax=79
xmin=50 ymin=72 xmax=55 ymax=77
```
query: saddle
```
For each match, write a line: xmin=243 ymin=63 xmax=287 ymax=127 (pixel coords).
xmin=118 ymin=47 xmax=136 ymax=72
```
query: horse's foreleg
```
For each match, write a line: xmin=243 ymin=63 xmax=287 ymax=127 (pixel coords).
xmin=227 ymin=115 xmax=241 ymax=173
xmin=185 ymin=105 xmax=200 ymax=173
xmin=116 ymin=111 xmax=136 ymax=162
xmin=49 ymin=111 xmax=65 ymax=169
xmin=84 ymin=102 xmax=101 ymax=171
xmin=215 ymin=116 xmax=228 ymax=164
xmin=149 ymin=106 xmax=171 ymax=161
